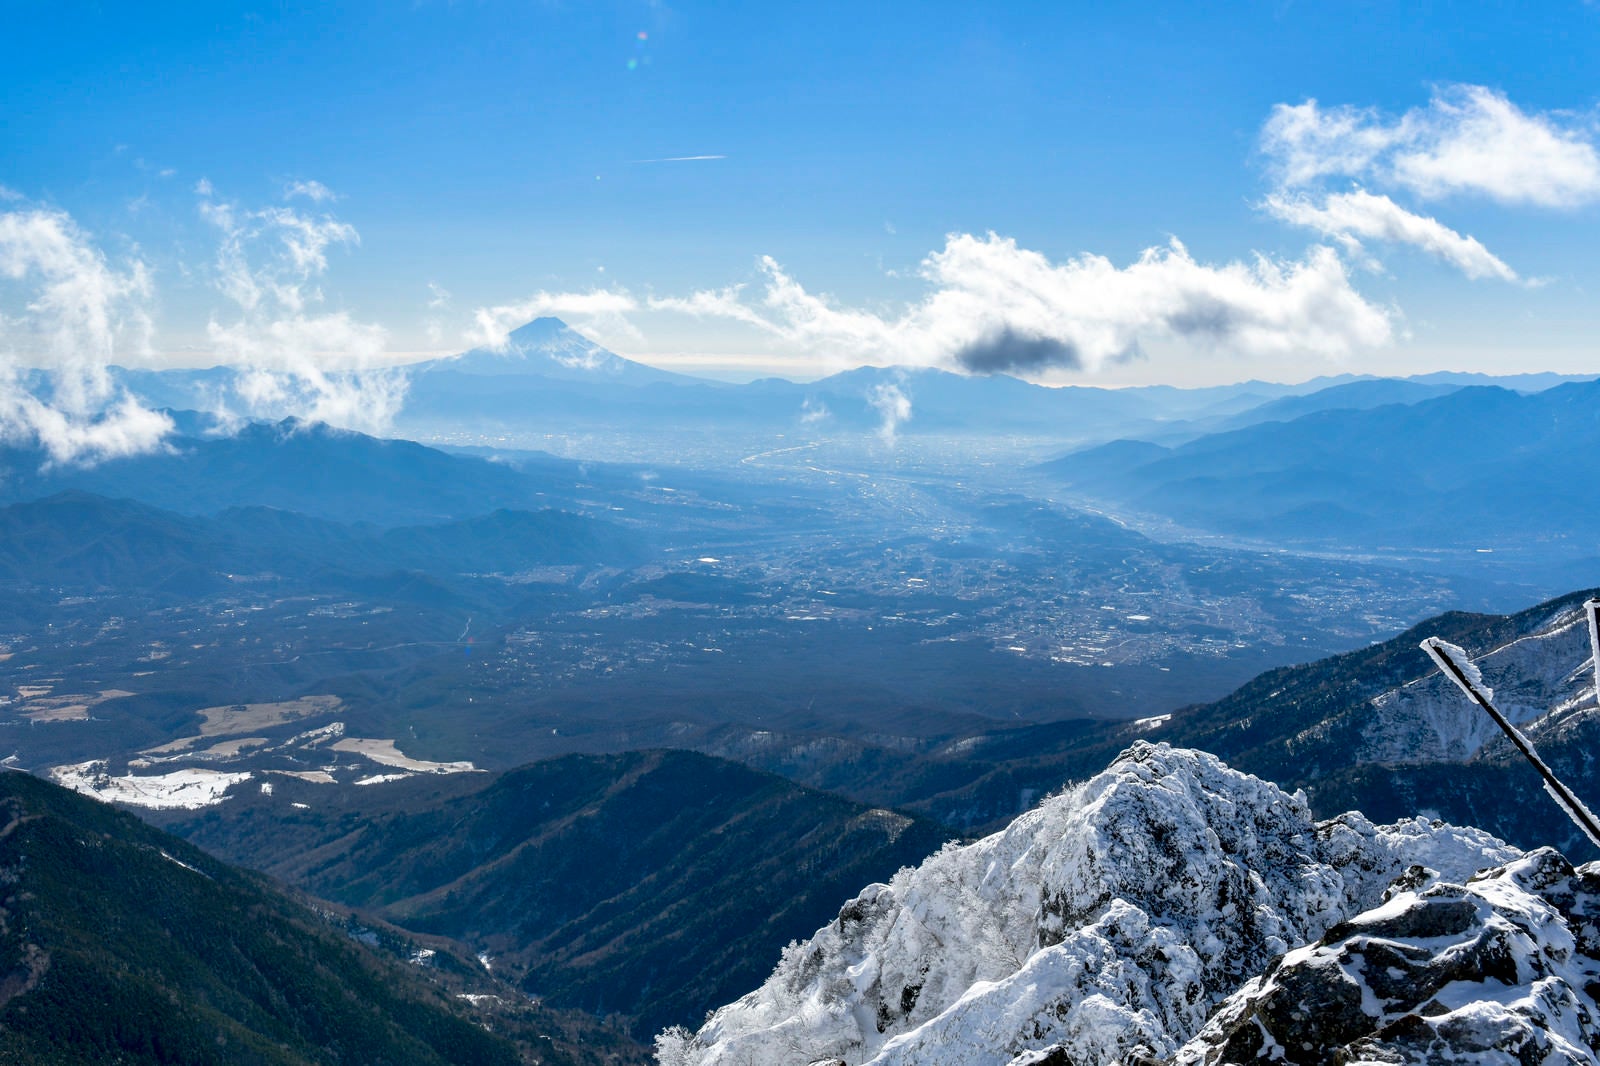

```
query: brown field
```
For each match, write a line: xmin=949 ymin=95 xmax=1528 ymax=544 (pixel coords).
xmin=330 ymin=736 xmax=479 ymax=774
xmin=20 ymin=688 xmax=136 ymax=723
xmin=140 ymin=695 xmax=343 ymax=753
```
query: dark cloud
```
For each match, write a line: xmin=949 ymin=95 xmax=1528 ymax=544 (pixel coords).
xmin=952 ymin=328 xmax=1083 ymax=374
xmin=1165 ymin=297 xmax=1247 ymax=341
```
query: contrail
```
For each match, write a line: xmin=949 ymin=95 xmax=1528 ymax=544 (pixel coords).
xmin=630 ymin=154 xmax=727 ymax=163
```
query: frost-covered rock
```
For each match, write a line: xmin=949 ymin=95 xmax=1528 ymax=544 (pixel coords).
xmin=1172 ymin=848 xmax=1600 ymax=1066
xmin=656 ymin=742 xmax=1515 ymax=1066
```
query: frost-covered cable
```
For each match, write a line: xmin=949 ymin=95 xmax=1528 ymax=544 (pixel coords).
xmin=1421 ymin=636 xmax=1600 ymax=850
xmin=1585 ymin=598 xmax=1600 ymax=709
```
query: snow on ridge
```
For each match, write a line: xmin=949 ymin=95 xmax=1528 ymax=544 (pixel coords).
xmin=656 ymin=742 xmax=1516 ymax=1066
xmin=1364 ymin=604 xmax=1597 ymax=764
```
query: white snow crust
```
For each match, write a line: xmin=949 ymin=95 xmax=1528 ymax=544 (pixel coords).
xmin=49 ymin=761 xmax=251 ymax=809
xmin=657 ymin=742 xmax=1515 ymax=1066
xmin=1172 ymin=848 xmax=1600 ymax=1065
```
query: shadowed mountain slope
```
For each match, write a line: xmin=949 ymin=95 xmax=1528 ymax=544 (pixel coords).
xmin=0 ymin=769 xmax=579 ymax=1066
xmin=0 ymin=491 xmax=643 ymax=596
xmin=162 ymin=749 xmax=953 ymax=1039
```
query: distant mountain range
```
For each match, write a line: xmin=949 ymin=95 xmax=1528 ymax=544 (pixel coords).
xmin=1037 ymin=379 xmax=1600 ymax=576
xmin=99 ymin=317 xmax=1595 ymax=452
xmin=389 ymin=325 xmax=1596 ymax=447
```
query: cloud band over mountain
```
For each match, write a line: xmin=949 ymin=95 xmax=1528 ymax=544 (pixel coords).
xmin=482 ymin=234 xmax=1392 ymax=378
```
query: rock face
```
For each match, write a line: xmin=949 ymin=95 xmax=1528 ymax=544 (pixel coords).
xmin=1173 ymin=848 xmax=1600 ymax=1066
xmin=655 ymin=743 xmax=1516 ymax=1066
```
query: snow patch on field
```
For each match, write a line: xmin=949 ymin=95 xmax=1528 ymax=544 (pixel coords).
xmin=51 ymin=761 xmax=251 ymax=809
xmin=354 ymin=772 xmax=413 ymax=786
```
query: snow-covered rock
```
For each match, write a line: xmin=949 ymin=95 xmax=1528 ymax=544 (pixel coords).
xmin=1172 ymin=848 xmax=1600 ymax=1066
xmin=656 ymin=742 xmax=1515 ymax=1066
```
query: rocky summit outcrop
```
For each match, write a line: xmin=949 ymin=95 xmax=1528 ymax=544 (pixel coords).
xmin=1171 ymin=847 xmax=1600 ymax=1066
xmin=655 ymin=742 xmax=1517 ymax=1066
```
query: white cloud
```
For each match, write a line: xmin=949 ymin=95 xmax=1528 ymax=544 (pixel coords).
xmin=207 ymin=313 xmax=403 ymax=434
xmin=659 ymin=233 xmax=1391 ymax=375
xmin=0 ymin=208 xmax=151 ymax=368
xmin=0 ymin=206 xmax=172 ymax=464
xmin=867 ymin=381 xmax=911 ymax=444
xmin=1263 ymin=85 xmax=1600 ymax=207
xmin=285 ymin=179 xmax=339 ymax=203
xmin=422 ymin=282 xmax=452 ymax=344
xmin=647 ymin=285 xmax=770 ymax=329
xmin=1261 ymin=100 xmax=1401 ymax=190
xmin=1264 ymin=190 xmax=1519 ymax=282
xmin=1255 ymin=85 xmax=1595 ymax=282
xmin=203 ymin=202 xmax=357 ymax=312
xmin=199 ymin=189 xmax=405 ymax=435
xmin=200 ymin=199 xmax=358 ymax=317
xmin=195 ymin=177 xmax=214 ymax=197
xmin=0 ymin=384 xmax=173 ymax=465
xmin=1392 ymin=86 xmax=1600 ymax=207
xmin=465 ymin=289 xmax=639 ymax=350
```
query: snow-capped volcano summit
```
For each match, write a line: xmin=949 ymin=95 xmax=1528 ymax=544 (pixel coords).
xmin=657 ymin=742 xmax=1517 ymax=1066
xmin=425 ymin=317 xmax=702 ymax=386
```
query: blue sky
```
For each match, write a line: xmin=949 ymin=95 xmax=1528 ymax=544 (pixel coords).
xmin=5 ymin=0 xmax=1600 ymax=387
